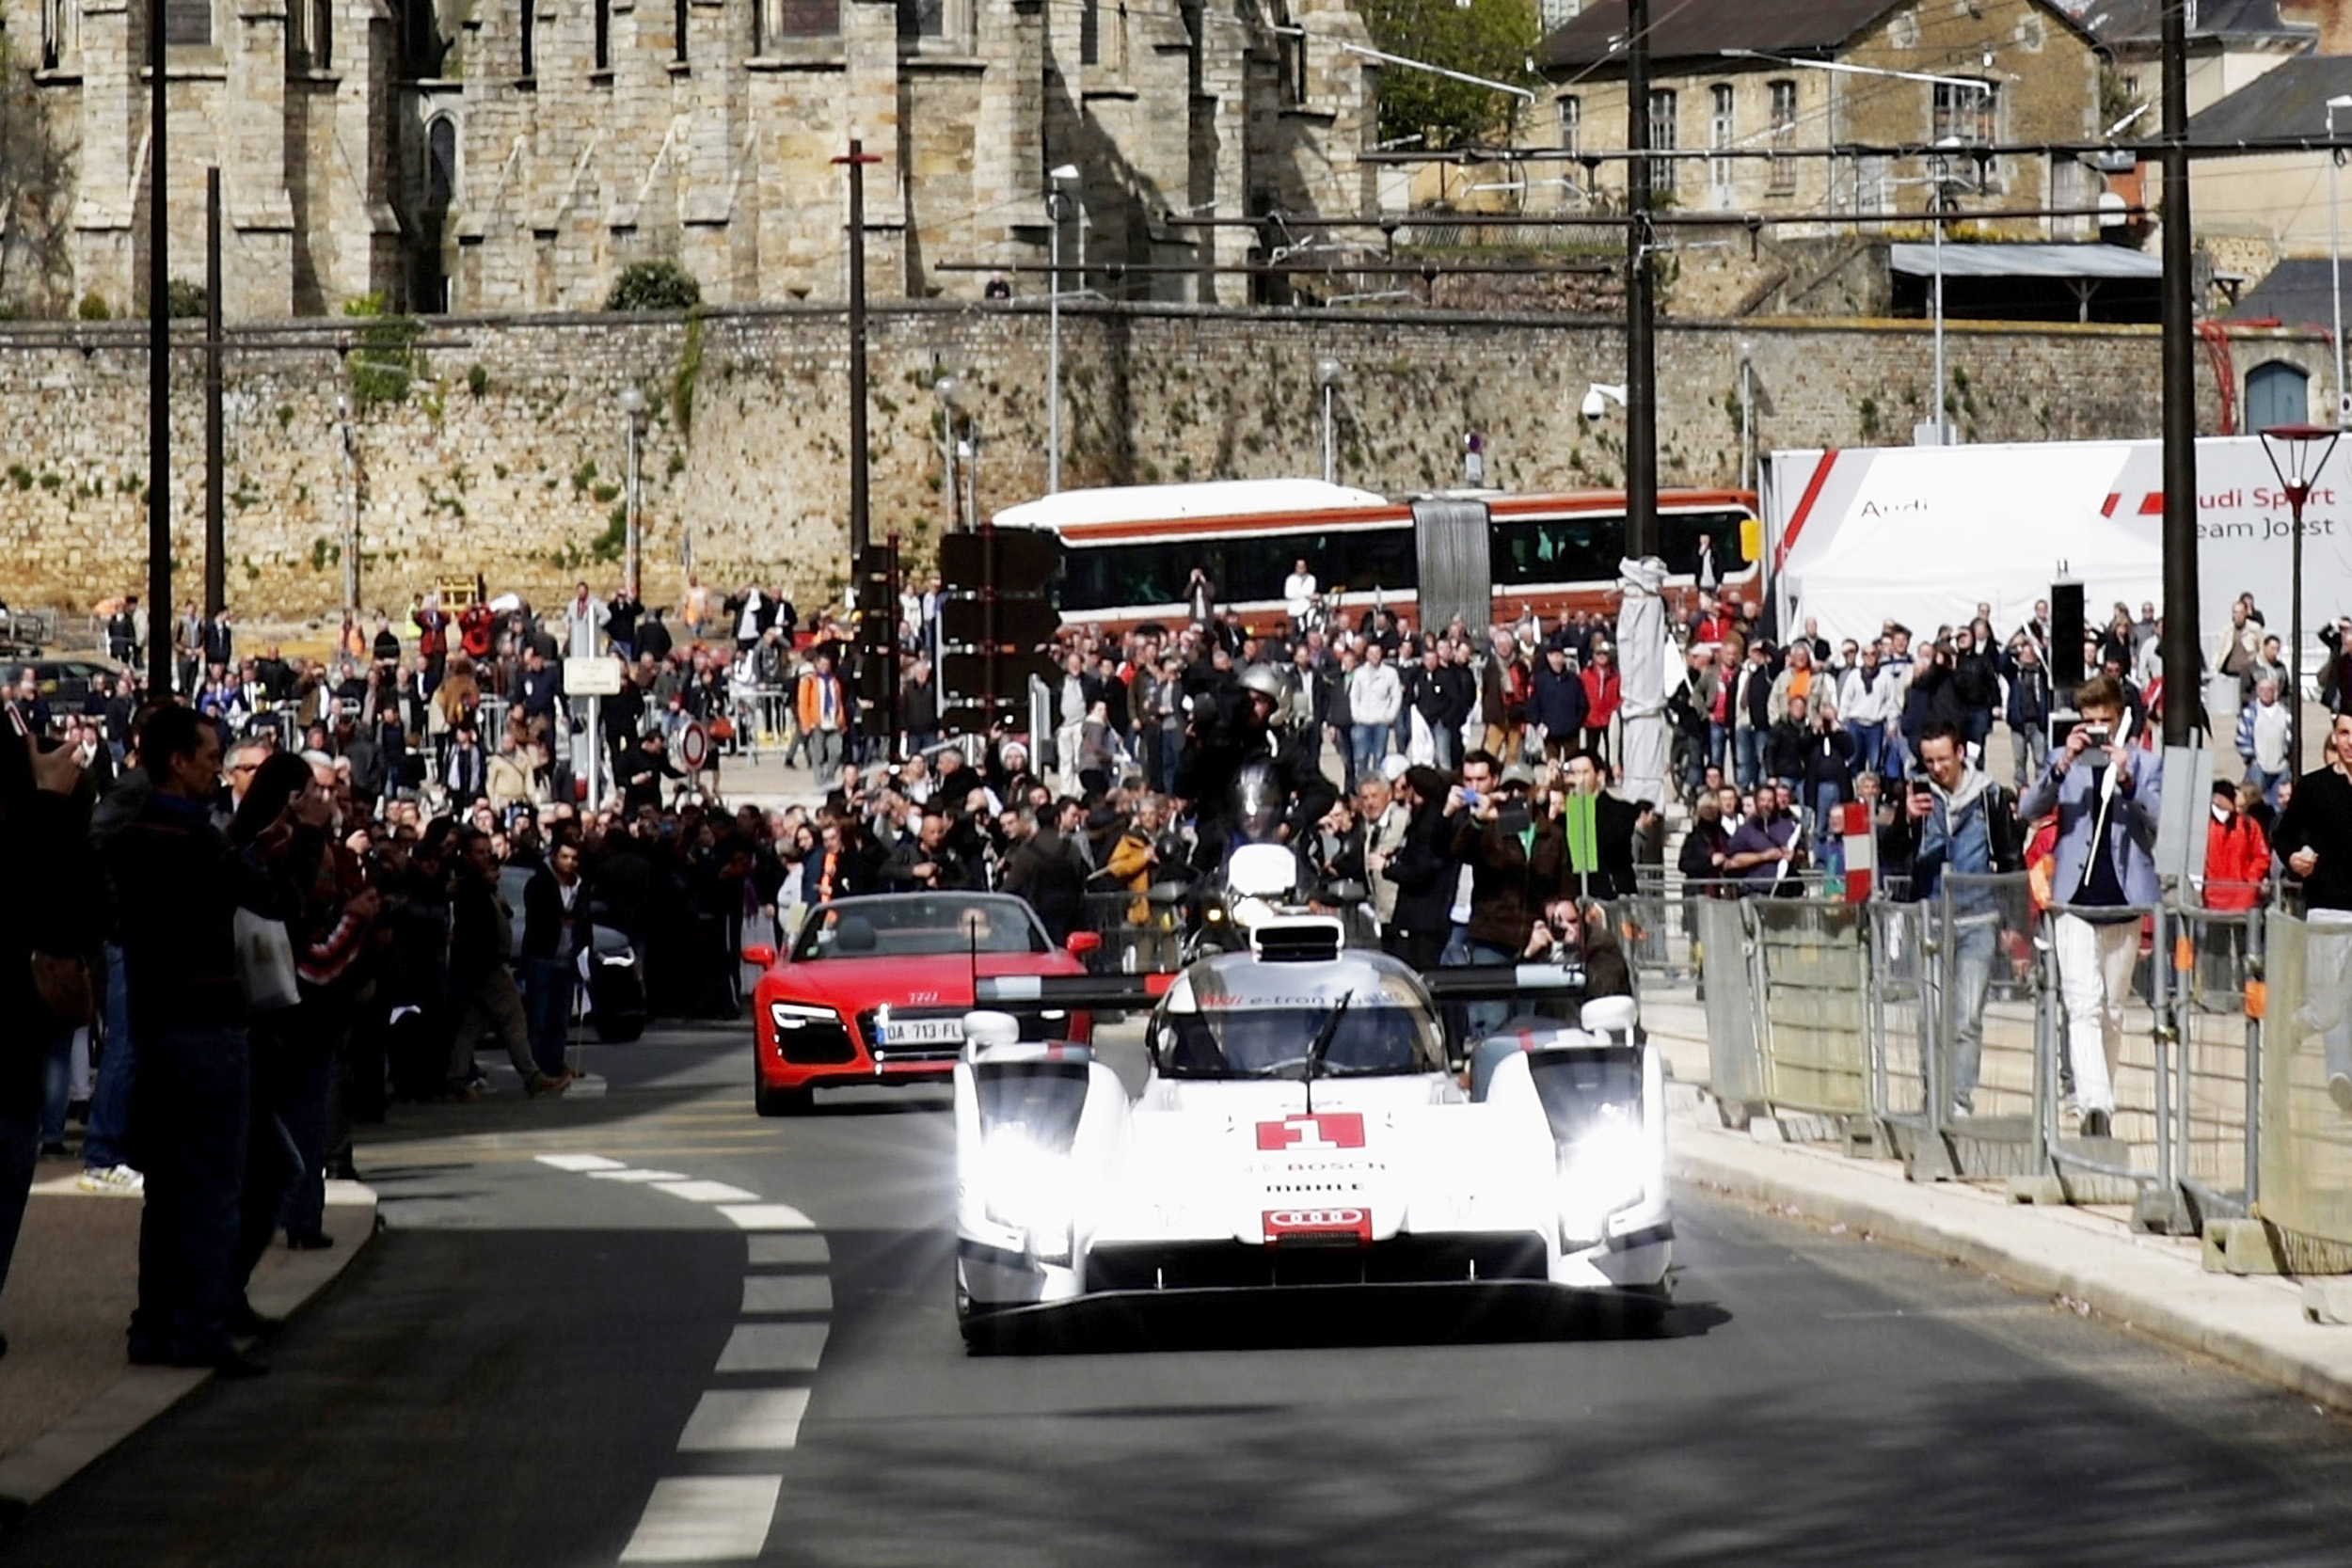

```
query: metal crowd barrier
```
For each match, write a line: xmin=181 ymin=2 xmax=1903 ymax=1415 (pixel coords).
xmin=2255 ymin=911 xmax=2352 ymax=1270
xmin=1697 ymin=891 xmax=1871 ymax=1133
xmin=2171 ymin=900 xmax=2262 ymax=1222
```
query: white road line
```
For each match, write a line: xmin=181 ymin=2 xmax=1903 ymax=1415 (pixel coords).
xmin=535 ymin=1154 xmax=625 ymax=1172
xmin=746 ymin=1233 xmax=829 ymax=1265
xmin=588 ymin=1169 xmax=691 ymax=1183
xmin=715 ymin=1322 xmax=829 ymax=1373
xmin=675 ymin=1389 xmax=812 ymax=1452
xmin=740 ymin=1275 xmax=833 ymax=1315
xmin=716 ymin=1203 xmax=818 ymax=1231
xmin=649 ymin=1180 xmax=763 ymax=1204
xmin=617 ymin=1475 xmax=784 ymax=1563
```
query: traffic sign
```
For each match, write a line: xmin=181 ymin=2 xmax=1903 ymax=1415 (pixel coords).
xmin=938 ymin=597 xmax=1061 ymax=648
xmin=677 ymin=720 xmax=710 ymax=771
xmin=564 ymin=655 xmax=625 ymax=697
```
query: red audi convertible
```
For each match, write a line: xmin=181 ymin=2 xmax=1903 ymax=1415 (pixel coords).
xmin=743 ymin=892 xmax=1099 ymax=1116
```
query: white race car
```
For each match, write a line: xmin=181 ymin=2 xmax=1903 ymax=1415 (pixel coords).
xmin=952 ymin=917 xmax=1671 ymax=1350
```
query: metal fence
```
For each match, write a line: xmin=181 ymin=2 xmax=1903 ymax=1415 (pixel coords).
xmin=1675 ymin=861 xmax=2349 ymax=1247
xmin=2257 ymin=911 xmax=2352 ymax=1269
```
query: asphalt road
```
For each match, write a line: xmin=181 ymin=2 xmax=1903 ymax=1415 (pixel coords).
xmin=11 ymin=1022 xmax=2352 ymax=1568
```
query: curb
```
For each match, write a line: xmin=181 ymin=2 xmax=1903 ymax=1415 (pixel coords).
xmin=0 ymin=1180 xmax=380 ymax=1513
xmin=1669 ymin=1111 xmax=2352 ymax=1412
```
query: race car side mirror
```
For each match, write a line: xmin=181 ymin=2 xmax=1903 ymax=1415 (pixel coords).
xmin=1065 ymin=931 xmax=1103 ymax=957
xmin=1579 ymin=995 xmax=1639 ymax=1037
xmin=740 ymin=943 xmax=776 ymax=968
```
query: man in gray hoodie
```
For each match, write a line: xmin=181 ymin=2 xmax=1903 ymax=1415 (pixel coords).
xmin=1910 ymin=721 xmax=2021 ymax=1116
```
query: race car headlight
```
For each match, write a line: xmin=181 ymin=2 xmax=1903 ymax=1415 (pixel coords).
xmin=1232 ymin=895 xmax=1277 ymax=929
xmin=979 ymin=1133 xmax=1074 ymax=1264
xmin=1556 ymin=1106 xmax=1648 ymax=1247
xmin=769 ymin=1000 xmax=838 ymax=1030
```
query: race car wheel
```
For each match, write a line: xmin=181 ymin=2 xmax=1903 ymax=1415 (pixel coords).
xmin=755 ymin=1080 xmax=814 ymax=1117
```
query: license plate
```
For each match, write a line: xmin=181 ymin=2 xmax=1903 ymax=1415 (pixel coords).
xmin=877 ymin=1017 xmax=961 ymax=1047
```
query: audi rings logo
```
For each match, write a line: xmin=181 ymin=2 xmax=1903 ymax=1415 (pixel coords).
xmin=1266 ymin=1209 xmax=1365 ymax=1229
xmin=1262 ymin=1207 xmax=1373 ymax=1243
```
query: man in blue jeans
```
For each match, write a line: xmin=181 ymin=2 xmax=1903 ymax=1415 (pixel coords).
xmin=107 ymin=705 xmax=307 ymax=1376
xmin=522 ymin=833 xmax=588 ymax=1081
xmin=1910 ymin=721 xmax=2020 ymax=1117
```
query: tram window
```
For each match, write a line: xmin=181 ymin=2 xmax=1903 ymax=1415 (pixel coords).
xmin=1056 ymin=526 xmax=1418 ymax=613
xmin=1658 ymin=511 xmax=1752 ymax=578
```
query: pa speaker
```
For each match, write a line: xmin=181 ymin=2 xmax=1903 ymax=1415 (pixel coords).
xmin=2050 ymin=581 xmax=2086 ymax=692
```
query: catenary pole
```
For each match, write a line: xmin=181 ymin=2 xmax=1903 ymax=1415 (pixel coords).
xmin=146 ymin=0 xmax=171 ymax=699
xmin=2159 ymin=0 xmax=2200 ymax=747
xmin=205 ymin=167 xmax=225 ymax=621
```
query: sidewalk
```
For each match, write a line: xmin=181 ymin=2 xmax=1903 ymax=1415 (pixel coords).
xmin=1645 ymin=1002 xmax=2352 ymax=1413
xmin=0 ymin=1149 xmax=379 ymax=1514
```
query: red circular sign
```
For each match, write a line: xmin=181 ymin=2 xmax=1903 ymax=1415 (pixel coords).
xmin=677 ymin=720 xmax=709 ymax=771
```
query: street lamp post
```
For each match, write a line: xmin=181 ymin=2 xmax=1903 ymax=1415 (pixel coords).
xmin=1316 ymin=356 xmax=1343 ymax=483
xmin=2330 ymin=96 xmax=2352 ymax=426
xmin=2258 ymin=420 xmax=2341 ymax=774
xmin=337 ymin=392 xmax=359 ymax=625
xmin=619 ymin=385 xmax=648 ymax=599
xmin=933 ymin=373 xmax=965 ymax=531
xmin=1046 ymin=163 xmax=1078 ymax=494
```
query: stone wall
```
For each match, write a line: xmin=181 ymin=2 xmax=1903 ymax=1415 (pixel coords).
xmin=0 ymin=299 xmax=2328 ymax=621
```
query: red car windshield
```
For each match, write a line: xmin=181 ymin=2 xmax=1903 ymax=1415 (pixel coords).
xmin=790 ymin=895 xmax=1051 ymax=961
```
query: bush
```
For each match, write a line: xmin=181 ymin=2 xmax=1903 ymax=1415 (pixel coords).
xmin=606 ymin=261 xmax=702 ymax=313
xmin=166 ymin=279 xmax=208 ymax=319
xmin=75 ymin=292 xmax=110 ymax=321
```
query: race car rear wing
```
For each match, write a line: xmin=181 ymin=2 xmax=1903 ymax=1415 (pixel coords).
xmin=975 ymin=962 xmax=1586 ymax=1014
xmin=974 ymin=972 xmax=1177 ymax=1013
xmin=1418 ymin=962 xmax=1587 ymax=1001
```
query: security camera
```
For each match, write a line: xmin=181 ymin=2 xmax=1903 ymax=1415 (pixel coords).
xmin=1580 ymin=388 xmax=1608 ymax=420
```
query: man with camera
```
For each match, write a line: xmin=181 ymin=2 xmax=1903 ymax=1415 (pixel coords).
xmin=2020 ymin=675 xmax=2162 ymax=1139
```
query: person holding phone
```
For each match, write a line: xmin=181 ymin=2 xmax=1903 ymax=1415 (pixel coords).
xmin=2020 ymin=674 xmax=2162 ymax=1139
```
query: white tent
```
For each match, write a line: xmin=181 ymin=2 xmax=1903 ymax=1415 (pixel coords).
xmin=1785 ymin=443 xmax=2165 ymax=647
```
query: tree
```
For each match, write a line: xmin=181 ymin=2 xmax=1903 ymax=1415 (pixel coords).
xmin=606 ymin=261 xmax=703 ymax=313
xmin=1357 ymin=0 xmax=1540 ymax=152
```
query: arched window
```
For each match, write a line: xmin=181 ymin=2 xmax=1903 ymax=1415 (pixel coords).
xmin=427 ymin=116 xmax=457 ymax=209
xmin=2245 ymin=360 xmax=2311 ymax=431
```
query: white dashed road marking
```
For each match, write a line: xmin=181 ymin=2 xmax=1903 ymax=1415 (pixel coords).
xmin=746 ymin=1233 xmax=829 ymax=1265
xmin=649 ymin=1180 xmax=764 ymax=1204
xmin=541 ymin=1154 xmax=832 ymax=1563
xmin=717 ymin=1203 xmax=818 ymax=1231
xmin=675 ymin=1389 xmax=813 ymax=1452
xmin=715 ymin=1322 xmax=831 ymax=1373
xmin=618 ymin=1476 xmax=786 ymax=1564
xmin=741 ymin=1275 xmax=832 ymax=1315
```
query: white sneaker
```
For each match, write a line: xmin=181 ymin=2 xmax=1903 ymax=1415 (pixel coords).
xmin=75 ymin=1164 xmax=144 ymax=1196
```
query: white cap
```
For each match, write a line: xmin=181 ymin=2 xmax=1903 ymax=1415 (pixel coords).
xmin=1380 ymin=753 xmax=1409 ymax=784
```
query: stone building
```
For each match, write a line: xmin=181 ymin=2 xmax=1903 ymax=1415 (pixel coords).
xmin=1534 ymin=0 xmax=2108 ymax=235
xmin=0 ymin=0 xmax=1377 ymax=318
xmin=6 ymin=0 xmax=405 ymax=318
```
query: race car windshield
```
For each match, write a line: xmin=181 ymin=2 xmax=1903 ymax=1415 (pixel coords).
xmin=790 ymin=895 xmax=1050 ymax=960
xmin=1157 ymin=1001 xmax=1440 ymax=1078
